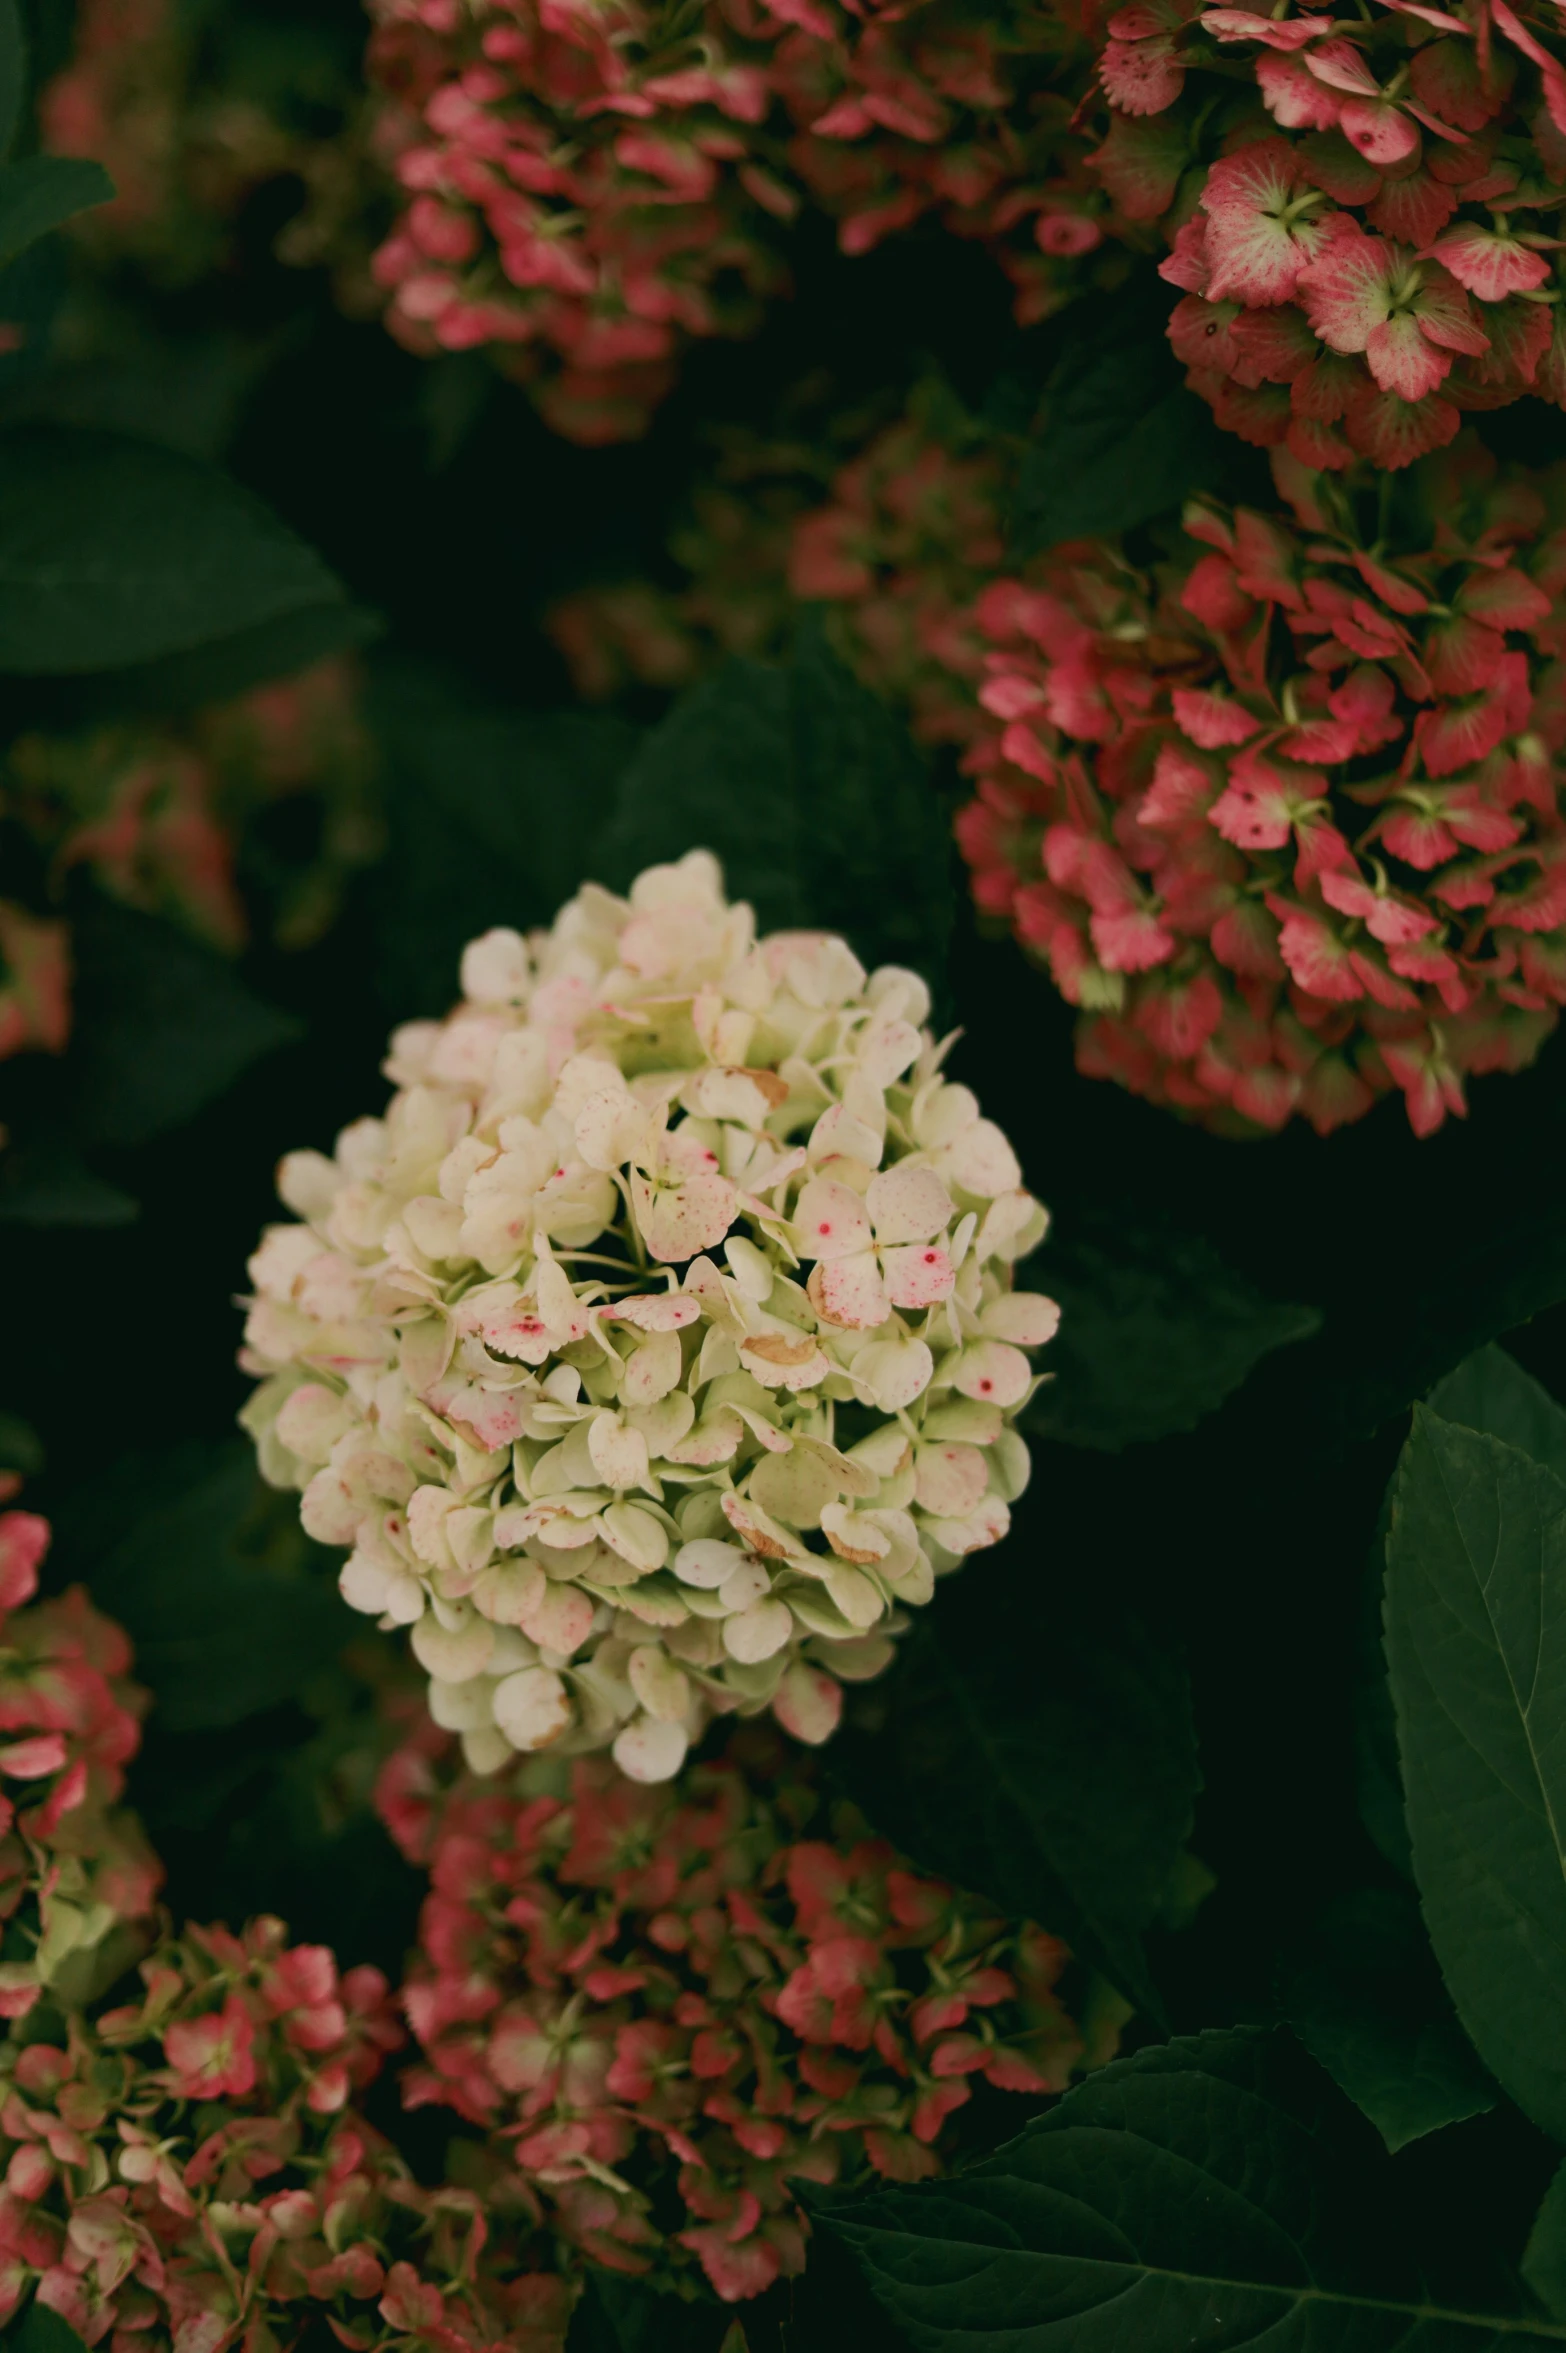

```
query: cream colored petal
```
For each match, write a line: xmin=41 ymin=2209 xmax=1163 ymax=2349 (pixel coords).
xmin=865 ymin=1163 xmax=952 ymax=1246
xmin=793 ymin=1177 xmax=874 ymax=1264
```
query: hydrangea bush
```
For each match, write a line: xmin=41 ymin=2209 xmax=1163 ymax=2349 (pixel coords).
xmin=375 ymin=1715 xmax=1111 ymax=2305
xmin=242 ymin=853 xmax=1055 ymax=1784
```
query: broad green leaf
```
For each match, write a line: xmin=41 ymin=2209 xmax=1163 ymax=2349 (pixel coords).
xmin=1014 ymin=383 xmax=1225 ymax=555
xmin=0 ymin=155 xmax=114 ymax=269
xmin=568 ymin=2272 xmax=733 ymax=2353
xmin=1356 ymin=1499 xmax=1413 ymax=1879
xmin=4 ymin=2303 xmax=92 ymax=2353
xmin=106 ymin=598 xmax=379 ymax=719
xmin=1024 ymin=1213 xmax=1320 ymax=1450
xmin=599 ymin=658 xmax=793 ymax=914
xmin=0 ymin=427 xmax=347 ymax=673
xmin=59 ymin=1440 xmax=346 ymax=1733
xmin=784 ymin=619 xmax=954 ymax=982
xmin=1428 ymin=1346 xmax=1566 ymax=1483
xmin=1526 ymin=2163 xmax=1566 ymax=2325
xmin=372 ymin=661 xmax=637 ymax=1013
xmin=1278 ymin=1890 xmax=1496 ymax=2153
xmin=600 ymin=628 xmax=954 ymax=984
xmin=1010 ymin=282 xmax=1231 ymax=559
xmin=820 ymin=2027 xmax=1566 ymax=2350
xmin=829 ymin=1557 xmax=1197 ymax=2022
xmin=1357 ymin=1351 xmax=1566 ymax=1882
xmin=65 ymin=898 xmax=297 ymax=1148
xmin=1386 ymin=1409 xmax=1566 ymax=2143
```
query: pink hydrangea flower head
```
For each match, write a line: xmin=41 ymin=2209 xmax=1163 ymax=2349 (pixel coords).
xmin=7 ymin=658 xmax=378 ymax=963
xmin=321 ymin=0 xmax=1114 ymax=436
xmin=948 ymin=434 xmax=1566 ymax=1136
xmin=1082 ymin=0 xmax=1566 ymax=459
xmin=376 ymin=1717 xmax=1111 ymax=2305
xmin=0 ymin=908 xmax=70 ymax=1067
xmin=241 ymin=853 xmax=1054 ymax=1784
xmin=0 ymin=1520 xmax=161 ymax=2023
xmin=0 ymin=1908 xmax=571 ymax=2352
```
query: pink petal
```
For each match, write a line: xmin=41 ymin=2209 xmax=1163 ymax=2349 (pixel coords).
xmin=1365 ymin=310 xmax=1452 ymax=398
xmin=1429 ymin=221 xmax=1552 ymax=302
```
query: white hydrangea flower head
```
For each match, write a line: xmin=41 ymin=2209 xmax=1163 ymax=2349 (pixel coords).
xmin=240 ymin=853 xmax=1057 ymax=1784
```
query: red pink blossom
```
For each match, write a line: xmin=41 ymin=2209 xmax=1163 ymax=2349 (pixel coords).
xmin=1082 ymin=0 xmax=1566 ymax=461
xmin=952 ymin=436 xmax=1566 ymax=1135
xmin=376 ymin=1717 xmax=1107 ymax=2304
xmin=0 ymin=1512 xmax=161 ymax=2023
xmin=357 ymin=0 xmax=1105 ymax=440
xmin=0 ymin=1919 xmax=570 ymax=2353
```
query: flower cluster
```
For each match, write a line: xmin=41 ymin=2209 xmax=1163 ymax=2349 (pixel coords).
xmin=40 ymin=0 xmax=365 ymax=289
xmin=6 ymin=658 xmax=381 ymax=958
xmin=359 ymin=0 xmax=1104 ymax=442
xmin=376 ymin=1718 xmax=1106 ymax=2306
xmin=547 ymin=386 xmax=1010 ymax=734
xmin=1084 ymin=0 xmax=1566 ymax=465
xmin=242 ymin=852 xmax=1053 ymax=1783
xmin=0 ymin=1913 xmax=574 ymax=2353
xmin=953 ymin=437 xmax=1566 ymax=1134
xmin=0 ymin=1513 xmax=161 ymax=2025
xmin=0 ymin=908 xmax=70 ymax=1070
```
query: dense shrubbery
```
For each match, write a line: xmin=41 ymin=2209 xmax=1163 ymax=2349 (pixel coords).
xmin=5 ymin=0 xmax=1566 ymax=2345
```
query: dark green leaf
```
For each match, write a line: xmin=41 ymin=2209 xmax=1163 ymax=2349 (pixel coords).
xmin=1278 ymin=1890 xmax=1496 ymax=2153
xmin=1428 ymin=1346 xmax=1566 ymax=1483
xmin=1356 ymin=1350 xmax=1566 ymax=1883
xmin=0 ymin=155 xmax=114 ymax=269
xmin=1014 ymin=383 xmax=1224 ymax=556
xmin=1024 ymin=1212 xmax=1320 ymax=1450
xmin=0 ymin=428 xmax=347 ymax=673
xmin=65 ymin=898 xmax=297 ymax=1148
xmin=373 ymin=661 xmax=638 ymax=1013
xmin=785 ymin=619 xmax=954 ymax=981
xmin=0 ymin=1131 xmax=137 ymax=1226
xmin=58 ymin=1440 xmax=348 ymax=1733
xmin=4 ymin=2301 xmax=92 ymax=2353
xmin=1010 ymin=283 xmax=1230 ymax=560
xmin=1386 ymin=1408 xmax=1566 ymax=2142
xmin=599 ymin=659 xmax=792 ymax=912
xmin=830 ymin=1565 xmax=1197 ymax=2022
xmin=600 ymin=628 xmax=954 ymax=984
xmin=820 ymin=2026 xmax=1566 ymax=2351
xmin=0 ymin=0 xmax=24 ymax=163
xmin=1356 ymin=1499 xmax=1413 ymax=1879
xmin=1525 ymin=2163 xmax=1566 ymax=2325
xmin=101 ymin=597 xmax=379 ymax=719
xmin=567 ymin=2272 xmax=731 ymax=2353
